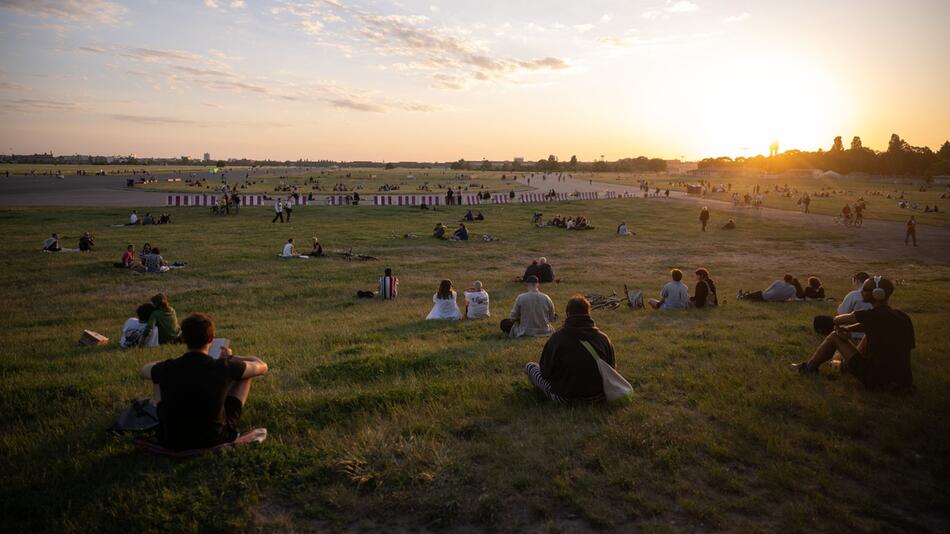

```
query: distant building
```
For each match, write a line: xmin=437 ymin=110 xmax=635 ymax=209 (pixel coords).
xmin=203 ymin=152 xmax=211 ymax=162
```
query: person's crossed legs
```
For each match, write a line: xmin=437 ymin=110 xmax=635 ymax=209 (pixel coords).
xmin=524 ymin=362 xmax=565 ymax=403
xmin=802 ymin=331 xmax=866 ymax=372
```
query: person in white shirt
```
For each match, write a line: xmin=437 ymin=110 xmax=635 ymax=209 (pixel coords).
xmin=463 ymin=281 xmax=490 ymax=319
xmin=836 ymin=271 xmax=872 ymax=339
xmin=272 ymin=199 xmax=284 ymax=223
xmin=649 ymin=269 xmax=690 ymax=310
xmin=426 ymin=280 xmax=461 ymax=320
xmin=127 ymin=210 xmax=139 ymax=226
xmin=120 ymin=303 xmax=158 ymax=348
xmin=281 ymin=238 xmax=297 ymax=257
xmin=617 ymin=222 xmax=634 ymax=236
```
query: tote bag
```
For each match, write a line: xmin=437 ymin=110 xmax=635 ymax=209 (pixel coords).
xmin=579 ymin=340 xmax=633 ymax=402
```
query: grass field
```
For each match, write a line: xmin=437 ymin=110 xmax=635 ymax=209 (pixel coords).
xmin=1 ymin=200 xmax=948 ymax=532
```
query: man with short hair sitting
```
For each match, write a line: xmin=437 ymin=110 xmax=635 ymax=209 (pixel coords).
xmin=792 ymin=276 xmax=915 ymax=395
xmin=501 ymin=275 xmax=556 ymax=338
xmin=648 ymin=268 xmax=690 ymax=310
xmin=140 ymin=313 xmax=268 ymax=450
xmin=524 ymin=296 xmax=616 ymax=402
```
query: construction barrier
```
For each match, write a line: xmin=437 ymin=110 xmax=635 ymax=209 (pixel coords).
xmin=166 ymin=190 xmax=614 ymax=207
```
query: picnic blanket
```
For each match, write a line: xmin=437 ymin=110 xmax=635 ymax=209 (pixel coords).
xmin=134 ymin=428 xmax=268 ymax=458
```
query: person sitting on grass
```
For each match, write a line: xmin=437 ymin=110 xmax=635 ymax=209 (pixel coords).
xmin=159 ymin=213 xmax=171 ymax=224
xmin=280 ymin=238 xmax=298 ymax=258
xmin=722 ymin=219 xmax=736 ymax=230
xmin=453 ymin=223 xmax=469 ymax=241
xmin=803 ymin=277 xmax=825 ymax=299
xmin=617 ymin=222 xmax=634 ymax=236
xmin=426 ymin=279 xmax=462 ymax=320
xmin=501 ymin=275 xmax=556 ymax=338
xmin=737 ymin=274 xmax=799 ymax=302
xmin=309 ymin=237 xmax=323 ymax=257
xmin=78 ymin=232 xmax=95 ymax=252
xmin=141 ymin=242 xmax=152 ymax=256
xmin=142 ymin=212 xmax=156 ymax=225
xmin=140 ymin=312 xmax=269 ymax=451
xmin=143 ymin=247 xmax=170 ymax=273
xmin=379 ymin=268 xmax=399 ymax=300
xmin=463 ymin=210 xmax=475 ymax=221
xmin=475 ymin=211 xmax=485 ymax=221
xmin=690 ymin=268 xmax=718 ymax=308
xmin=120 ymin=303 xmax=156 ymax=349
xmin=140 ymin=293 xmax=178 ymax=343
xmin=792 ymin=276 xmax=915 ymax=395
xmin=433 ymin=223 xmax=447 ymax=239
xmin=522 ymin=259 xmax=540 ymax=282
xmin=537 ymin=257 xmax=555 ymax=283
xmin=524 ymin=295 xmax=616 ymax=402
xmin=649 ymin=268 xmax=690 ymax=310
xmin=464 ymin=281 xmax=490 ymax=319
xmin=42 ymin=233 xmax=62 ymax=252
xmin=127 ymin=210 xmax=139 ymax=226
xmin=115 ymin=244 xmax=137 ymax=268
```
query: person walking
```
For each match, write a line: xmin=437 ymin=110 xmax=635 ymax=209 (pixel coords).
xmin=272 ymin=199 xmax=284 ymax=223
xmin=283 ymin=197 xmax=294 ymax=223
xmin=700 ymin=207 xmax=710 ymax=232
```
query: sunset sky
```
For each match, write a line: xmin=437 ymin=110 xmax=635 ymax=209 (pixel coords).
xmin=0 ymin=0 xmax=947 ymax=161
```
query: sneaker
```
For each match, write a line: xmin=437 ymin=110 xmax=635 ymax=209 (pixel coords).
xmin=736 ymin=289 xmax=744 ymax=300
xmin=791 ymin=362 xmax=817 ymax=375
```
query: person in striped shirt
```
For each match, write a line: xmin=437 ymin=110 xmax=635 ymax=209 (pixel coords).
xmin=379 ymin=268 xmax=399 ymax=300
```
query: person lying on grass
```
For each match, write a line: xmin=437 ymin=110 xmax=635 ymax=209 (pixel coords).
xmin=42 ymin=233 xmax=62 ymax=252
xmin=140 ymin=313 xmax=269 ymax=451
xmin=143 ymin=293 xmax=181 ymax=345
xmin=690 ymin=268 xmax=718 ymax=308
xmin=737 ymin=274 xmax=801 ymax=302
xmin=426 ymin=279 xmax=461 ymax=320
xmin=121 ymin=303 xmax=156 ymax=349
xmin=501 ymin=275 xmax=556 ymax=338
xmin=524 ymin=296 xmax=615 ymax=402
xmin=463 ymin=281 xmax=490 ymax=320
xmin=792 ymin=276 xmax=915 ymax=395
xmin=722 ymin=219 xmax=736 ymax=230
xmin=648 ymin=268 xmax=690 ymax=310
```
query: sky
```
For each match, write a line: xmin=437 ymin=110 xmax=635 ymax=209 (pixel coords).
xmin=0 ymin=0 xmax=948 ymax=162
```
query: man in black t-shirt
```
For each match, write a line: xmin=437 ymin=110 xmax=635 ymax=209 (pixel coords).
xmin=792 ymin=276 xmax=915 ymax=394
xmin=140 ymin=313 xmax=269 ymax=450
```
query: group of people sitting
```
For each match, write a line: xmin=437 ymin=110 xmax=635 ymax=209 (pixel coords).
xmin=424 ymin=280 xmax=491 ymax=320
xmin=279 ymin=237 xmax=324 ymax=258
xmin=42 ymin=232 xmax=95 ymax=252
xmin=540 ymin=215 xmax=593 ymax=230
xmin=736 ymin=274 xmax=827 ymax=302
xmin=646 ymin=268 xmax=719 ymax=310
xmin=461 ymin=210 xmax=485 ymax=221
xmin=114 ymin=242 xmax=171 ymax=272
xmin=128 ymin=210 xmax=171 ymax=225
xmin=119 ymin=293 xmax=181 ymax=348
xmin=522 ymin=257 xmax=556 ymax=284
xmin=433 ymin=222 xmax=469 ymax=241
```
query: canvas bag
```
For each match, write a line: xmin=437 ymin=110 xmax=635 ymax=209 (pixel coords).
xmin=579 ymin=340 xmax=633 ymax=402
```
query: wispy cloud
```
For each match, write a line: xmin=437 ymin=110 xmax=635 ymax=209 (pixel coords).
xmin=122 ymin=47 xmax=204 ymax=63
xmin=0 ymin=0 xmax=126 ymax=25
xmin=724 ymin=12 xmax=750 ymax=23
xmin=106 ymin=113 xmax=203 ymax=126
xmin=0 ymin=97 xmax=79 ymax=112
xmin=643 ymin=1 xmax=699 ymax=20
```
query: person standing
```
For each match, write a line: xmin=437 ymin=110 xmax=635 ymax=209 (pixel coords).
xmin=272 ymin=199 xmax=284 ymax=223
xmin=700 ymin=207 xmax=710 ymax=232
xmin=283 ymin=197 xmax=294 ymax=223
xmin=905 ymin=216 xmax=917 ymax=246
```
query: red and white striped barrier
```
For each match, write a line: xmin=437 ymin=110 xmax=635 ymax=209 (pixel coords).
xmin=491 ymin=194 xmax=510 ymax=204
xmin=165 ymin=194 xmax=265 ymax=207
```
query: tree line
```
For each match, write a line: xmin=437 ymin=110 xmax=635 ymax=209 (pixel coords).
xmin=450 ymin=155 xmax=667 ymax=173
xmin=698 ymin=134 xmax=950 ymax=177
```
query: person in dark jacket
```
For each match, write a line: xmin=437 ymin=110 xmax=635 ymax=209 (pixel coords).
xmin=522 ymin=259 xmax=540 ymax=281
xmin=536 ymin=257 xmax=555 ymax=283
xmin=803 ymin=276 xmax=825 ymax=299
xmin=524 ymin=296 xmax=616 ymax=402
xmin=690 ymin=267 xmax=718 ymax=308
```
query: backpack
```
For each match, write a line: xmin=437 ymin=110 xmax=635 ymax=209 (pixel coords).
xmin=579 ymin=340 xmax=633 ymax=403
xmin=111 ymin=398 xmax=159 ymax=433
xmin=624 ymin=285 xmax=644 ymax=309
xmin=701 ymin=279 xmax=718 ymax=307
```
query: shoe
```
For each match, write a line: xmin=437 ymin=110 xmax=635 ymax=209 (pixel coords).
xmin=791 ymin=362 xmax=817 ymax=375
xmin=736 ymin=289 xmax=743 ymax=300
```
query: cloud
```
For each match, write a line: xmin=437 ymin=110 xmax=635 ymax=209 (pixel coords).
xmin=106 ymin=113 xmax=203 ymax=126
xmin=204 ymin=0 xmax=219 ymax=8
xmin=643 ymin=1 xmax=699 ymax=20
xmin=122 ymin=47 xmax=204 ymax=63
xmin=1 ymin=97 xmax=78 ymax=112
xmin=598 ymin=31 xmax=718 ymax=49
xmin=230 ymin=0 xmax=245 ymax=7
xmin=327 ymin=97 xmax=387 ymax=113
xmin=0 ymin=0 xmax=126 ymax=25
xmin=724 ymin=12 xmax=750 ymax=23
xmin=78 ymin=45 xmax=106 ymax=54
xmin=172 ymin=65 xmax=235 ymax=78
xmin=0 ymin=81 xmax=28 ymax=91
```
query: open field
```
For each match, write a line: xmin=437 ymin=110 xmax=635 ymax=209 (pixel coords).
xmin=2 ymin=199 xmax=949 ymax=532
xmin=0 ymin=164 xmax=256 ymax=176
xmin=604 ymin=172 xmax=950 ymax=227
xmin=137 ymin=168 xmax=535 ymax=196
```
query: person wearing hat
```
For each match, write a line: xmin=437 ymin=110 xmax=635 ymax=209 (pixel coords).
xmin=792 ymin=276 xmax=915 ymax=395
xmin=463 ymin=281 xmax=490 ymax=319
xmin=501 ymin=275 xmax=556 ymax=338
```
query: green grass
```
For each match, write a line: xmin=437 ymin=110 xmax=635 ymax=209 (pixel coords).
xmin=1 ymin=200 xmax=948 ymax=532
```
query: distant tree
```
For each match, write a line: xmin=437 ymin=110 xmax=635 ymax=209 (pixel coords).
xmin=850 ymin=136 xmax=863 ymax=151
xmin=938 ymin=141 xmax=950 ymax=160
xmin=384 ymin=162 xmax=395 ymax=170
xmin=831 ymin=136 xmax=844 ymax=152
xmin=568 ymin=155 xmax=578 ymax=170
xmin=215 ymin=160 xmax=227 ymax=168
xmin=479 ymin=159 xmax=492 ymax=171
xmin=887 ymin=133 xmax=906 ymax=153
xmin=450 ymin=159 xmax=469 ymax=170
